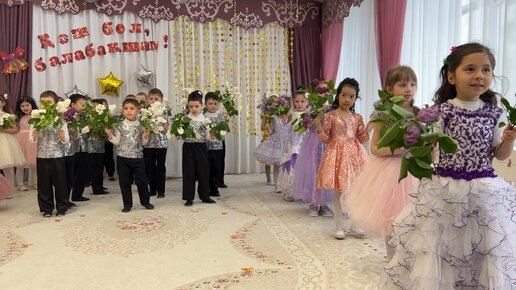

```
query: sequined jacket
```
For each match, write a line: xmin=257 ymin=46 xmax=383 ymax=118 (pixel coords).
xmin=30 ymin=123 xmax=69 ymax=159
xmin=109 ymin=119 xmax=148 ymax=159
xmin=183 ymin=113 xmax=208 ymax=144
xmin=205 ymin=111 xmax=224 ymax=150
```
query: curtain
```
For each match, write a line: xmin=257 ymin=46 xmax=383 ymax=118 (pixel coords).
xmin=400 ymin=0 xmax=506 ymax=106
xmin=31 ymin=6 xmax=291 ymax=177
xmin=0 ymin=2 xmax=32 ymax=111
xmin=321 ymin=21 xmax=343 ymax=82
xmin=374 ymin=0 xmax=407 ymax=88
xmin=336 ymin=0 xmax=381 ymax=121
xmin=289 ymin=22 xmax=322 ymax=92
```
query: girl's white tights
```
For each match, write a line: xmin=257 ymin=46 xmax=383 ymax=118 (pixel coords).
xmin=333 ymin=191 xmax=343 ymax=230
xmin=16 ymin=166 xmax=37 ymax=188
xmin=385 ymin=236 xmax=396 ymax=262
xmin=273 ymin=165 xmax=280 ymax=192
xmin=2 ymin=168 xmax=15 ymax=188
xmin=265 ymin=165 xmax=271 ymax=183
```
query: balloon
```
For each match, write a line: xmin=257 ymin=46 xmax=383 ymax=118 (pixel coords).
xmin=64 ymin=84 xmax=88 ymax=98
xmin=97 ymin=72 xmax=124 ymax=96
xmin=134 ymin=64 xmax=155 ymax=87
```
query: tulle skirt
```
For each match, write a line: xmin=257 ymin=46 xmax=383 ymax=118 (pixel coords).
xmin=0 ymin=133 xmax=26 ymax=169
xmin=379 ymin=176 xmax=516 ymax=289
xmin=345 ymin=156 xmax=418 ymax=238
xmin=16 ymin=130 xmax=37 ymax=166
xmin=254 ymin=133 xmax=290 ymax=166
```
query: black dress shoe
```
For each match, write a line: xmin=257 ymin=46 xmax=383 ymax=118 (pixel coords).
xmin=108 ymin=177 xmax=116 ymax=181
xmin=142 ymin=203 xmax=155 ymax=210
xmin=184 ymin=200 xmax=193 ymax=206
xmin=210 ymin=193 xmax=221 ymax=197
xmin=219 ymin=184 xmax=228 ymax=188
xmin=67 ymin=201 xmax=76 ymax=207
xmin=202 ymin=198 xmax=216 ymax=204
xmin=157 ymin=193 xmax=165 ymax=198
xmin=121 ymin=207 xmax=131 ymax=213
xmin=43 ymin=212 xmax=52 ymax=217
xmin=93 ymin=190 xmax=109 ymax=195
xmin=56 ymin=211 xmax=66 ymax=217
xmin=149 ymin=192 xmax=157 ymax=196
xmin=72 ymin=196 xmax=90 ymax=201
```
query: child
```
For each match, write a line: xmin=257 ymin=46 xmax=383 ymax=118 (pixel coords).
xmin=254 ymin=95 xmax=292 ymax=193
xmin=380 ymin=43 xmax=516 ymax=289
xmin=70 ymin=94 xmax=91 ymax=202
xmin=204 ymin=92 xmax=225 ymax=197
xmin=314 ymin=78 xmax=368 ymax=239
xmin=345 ymin=65 xmax=419 ymax=257
xmin=30 ymin=91 xmax=69 ymax=217
xmin=277 ymin=91 xmax=309 ymax=201
xmin=105 ymin=98 xmax=154 ymax=212
xmin=101 ymin=99 xmax=116 ymax=182
xmin=293 ymin=81 xmax=333 ymax=217
xmin=259 ymin=112 xmax=273 ymax=186
xmin=182 ymin=91 xmax=216 ymax=206
xmin=15 ymin=96 xmax=38 ymax=191
xmin=0 ymin=94 xmax=26 ymax=189
xmin=144 ymin=88 xmax=168 ymax=198
xmin=0 ymin=174 xmax=13 ymax=200
xmin=88 ymin=99 xmax=108 ymax=195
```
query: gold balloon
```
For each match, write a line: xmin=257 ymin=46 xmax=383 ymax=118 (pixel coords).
xmin=97 ymin=72 xmax=124 ymax=96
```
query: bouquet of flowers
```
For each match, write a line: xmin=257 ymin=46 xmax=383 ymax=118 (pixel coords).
xmin=0 ymin=113 xmax=14 ymax=129
xmin=140 ymin=101 xmax=170 ymax=133
xmin=374 ymin=90 xmax=457 ymax=181
xmin=169 ymin=112 xmax=195 ymax=139
xmin=291 ymin=111 xmax=311 ymax=134
xmin=63 ymin=107 xmax=89 ymax=131
xmin=206 ymin=118 xmax=230 ymax=140
xmin=28 ymin=99 xmax=70 ymax=131
xmin=214 ymin=83 xmax=240 ymax=117
xmin=84 ymin=102 xmax=118 ymax=138
xmin=305 ymin=79 xmax=336 ymax=119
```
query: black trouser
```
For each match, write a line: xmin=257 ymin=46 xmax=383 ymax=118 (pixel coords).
xmin=72 ymin=152 xmax=89 ymax=199
xmin=64 ymin=155 xmax=75 ymax=200
xmin=208 ymin=149 xmax=223 ymax=195
xmin=89 ymin=153 xmax=105 ymax=193
xmin=219 ymin=141 xmax=226 ymax=185
xmin=182 ymin=143 xmax=209 ymax=201
xmin=104 ymin=141 xmax=115 ymax=177
xmin=117 ymin=156 xmax=149 ymax=208
xmin=37 ymin=157 xmax=68 ymax=213
xmin=143 ymin=148 xmax=167 ymax=195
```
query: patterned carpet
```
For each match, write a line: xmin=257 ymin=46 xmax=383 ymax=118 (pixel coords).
xmin=0 ymin=174 xmax=386 ymax=290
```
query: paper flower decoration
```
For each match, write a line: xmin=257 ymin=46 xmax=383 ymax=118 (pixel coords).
xmin=64 ymin=84 xmax=88 ymax=98
xmin=97 ymin=72 xmax=124 ymax=96
xmin=0 ymin=47 xmax=28 ymax=75
xmin=134 ymin=64 xmax=155 ymax=87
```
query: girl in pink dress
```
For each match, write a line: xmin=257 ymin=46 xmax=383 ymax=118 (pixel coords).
xmin=315 ymin=78 xmax=368 ymax=240
xmin=0 ymin=94 xmax=26 ymax=189
xmin=345 ymin=65 xmax=419 ymax=260
xmin=0 ymin=173 xmax=13 ymax=201
xmin=15 ymin=96 xmax=38 ymax=191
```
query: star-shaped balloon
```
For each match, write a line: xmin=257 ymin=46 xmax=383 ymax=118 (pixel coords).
xmin=134 ymin=64 xmax=155 ymax=87
xmin=64 ymin=84 xmax=88 ymax=98
xmin=97 ymin=72 xmax=124 ymax=96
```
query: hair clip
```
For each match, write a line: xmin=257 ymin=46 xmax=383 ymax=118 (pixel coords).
xmin=442 ymin=58 xmax=450 ymax=65
xmin=3 ymin=93 xmax=7 ymax=99
xmin=450 ymin=46 xmax=457 ymax=53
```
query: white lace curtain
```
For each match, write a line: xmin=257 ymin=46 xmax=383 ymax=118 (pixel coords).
xmin=31 ymin=6 xmax=291 ymax=176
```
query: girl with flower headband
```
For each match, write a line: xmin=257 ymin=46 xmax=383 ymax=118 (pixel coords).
xmin=254 ymin=94 xmax=292 ymax=193
xmin=0 ymin=94 xmax=26 ymax=190
xmin=380 ymin=43 xmax=516 ymax=289
xmin=292 ymin=81 xmax=334 ymax=218
xmin=345 ymin=65 xmax=419 ymax=253
xmin=15 ymin=96 xmax=38 ymax=191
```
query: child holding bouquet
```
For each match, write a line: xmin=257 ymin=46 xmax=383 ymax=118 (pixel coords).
xmin=29 ymin=91 xmax=69 ymax=217
xmin=204 ymin=92 xmax=226 ymax=197
xmin=105 ymin=98 xmax=154 ymax=213
xmin=142 ymin=88 xmax=169 ymax=198
xmin=254 ymin=94 xmax=292 ymax=193
xmin=0 ymin=94 xmax=25 ymax=189
xmin=15 ymin=96 xmax=38 ymax=191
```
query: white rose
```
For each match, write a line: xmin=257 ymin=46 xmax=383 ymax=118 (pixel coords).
xmin=157 ymin=117 xmax=166 ymax=123
xmin=0 ymin=118 xmax=4 ymax=126
xmin=56 ymin=100 xmax=69 ymax=113
xmin=95 ymin=104 xmax=106 ymax=113
xmin=31 ymin=110 xmax=41 ymax=118
xmin=108 ymin=104 xmax=117 ymax=114
xmin=177 ymin=127 xmax=184 ymax=135
xmin=220 ymin=130 xmax=227 ymax=137
xmin=140 ymin=108 xmax=149 ymax=115
xmin=39 ymin=109 xmax=46 ymax=114
xmin=203 ymin=118 xmax=212 ymax=125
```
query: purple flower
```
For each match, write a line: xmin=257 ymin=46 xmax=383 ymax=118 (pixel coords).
xmin=323 ymin=104 xmax=331 ymax=112
xmin=278 ymin=96 xmax=289 ymax=106
xmin=404 ymin=125 xmax=422 ymax=146
xmin=310 ymin=79 xmax=320 ymax=87
xmin=416 ymin=106 xmax=439 ymax=124
xmin=63 ymin=107 xmax=77 ymax=122
xmin=316 ymin=87 xmax=330 ymax=95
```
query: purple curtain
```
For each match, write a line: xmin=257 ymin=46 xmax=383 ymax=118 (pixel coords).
xmin=375 ymin=0 xmax=406 ymax=87
xmin=289 ymin=23 xmax=322 ymax=92
xmin=321 ymin=21 xmax=343 ymax=82
xmin=0 ymin=2 xmax=32 ymax=112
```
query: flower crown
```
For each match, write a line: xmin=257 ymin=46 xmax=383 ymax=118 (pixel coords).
xmin=442 ymin=46 xmax=457 ymax=65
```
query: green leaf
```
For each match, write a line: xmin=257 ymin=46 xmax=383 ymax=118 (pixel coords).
xmin=409 ymin=145 xmax=433 ymax=157
xmin=510 ymin=110 xmax=516 ymax=124
xmin=414 ymin=157 xmax=434 ymax=169
xmin=420 ymin=132 xmax=441 ymax=142
xmin=392 ymin=104 xmax=414 ymax=119
xmin=378 ymin=89 xmax=390 ymax=101
xmin=438 ymin=136 xmax=457 ymax=153
xmin=499 ymin=121 xmax=507 ymax=128
xmin=377 ymin=120 xmax=402 ymax=148
xmin=501 ymin=98 xmax=513 ymax=112
xmin=398 ymin=157 xmax=409 ymax=182
xmin=389 ymin=96 xmax=405 ymax=104
xmin=407 ymin=157 xmax=433 ymax=180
